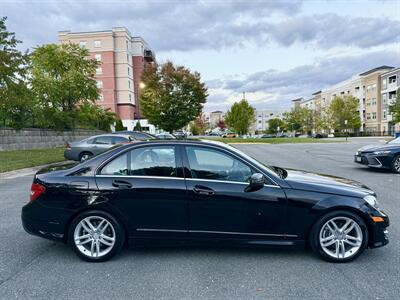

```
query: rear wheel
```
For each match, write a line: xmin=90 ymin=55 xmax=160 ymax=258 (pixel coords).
xmin=69 ymin=210 xmax=125 ymax=262
xmin=391 ymin=155 xmax=400 ymax=173
xmin=309 ymin=210 xmax=368 ymax=263
xmin=79 ymin=152 xmax=93 ymax=162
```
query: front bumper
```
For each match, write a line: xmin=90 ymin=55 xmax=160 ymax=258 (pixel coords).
xmin=354 ymin=153 xmax=390 ymax=169
xmin=368 ymin=210 xmax=389 ymax=249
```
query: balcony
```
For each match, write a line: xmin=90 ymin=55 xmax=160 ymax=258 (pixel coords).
xmin=144 ymin=49 xmax=155 ymax=62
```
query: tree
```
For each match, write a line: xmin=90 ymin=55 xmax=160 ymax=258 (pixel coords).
xmin=327 ymin=95 xmax=361 ymax=132
xmin=224 ymin=99 xmax=255 ymax=135
xmin=30 ymin=43 xmax=99 ymax=130
xmin=267 ymin=118 xmax=285 ymax=134
xmin=134 ymin=121 xmax=142 ymax=131
xmin=140 ymin=61 xmax=208 ymax=132
xmin=0 ymin=17 xmax=32 ymax=129
xmin=190 ymin=115 xmax=207 ymax=135
xmin=115 ymin=119 xmax=124 ymax=131
xmin=76 ymin=102 xmax=116 ymax=132
xmin=217 ymin=120 xmax=226 ymax=130
xmin=389 ymin=88 xmax=400 ymax=124
xmin=284 ymin=107 xmax=314 ymax=134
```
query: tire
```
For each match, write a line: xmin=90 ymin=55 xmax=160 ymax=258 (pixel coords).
xmin=391 ymin=155 xmax=400 ymax=173
xmin=309 ymin=210 xmax=368 ymax=263
xmin=68 ymin=210 xmax=125 ymax=262
xmin=79 ymin=152 xmax=93 ymax=162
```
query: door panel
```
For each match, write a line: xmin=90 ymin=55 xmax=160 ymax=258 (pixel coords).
xmin=186 ymin=179 xmax=287 ymax=239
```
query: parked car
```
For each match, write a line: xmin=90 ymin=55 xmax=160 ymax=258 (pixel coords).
xmin=112 ymin=130 xmax=155 ymax=140
xmin=64 ymin=134 xmax=132 ymax=162
xmin=23 ymin=140 xmax=388 ymax=262
xmin=354 ymin=136 xmax=400 ymax=173
xmin=173 ymin=131 xmax=187 ymax=139
xmin=261 ymin=134 xmax=276 ymax=138
xmin=222 ymin=132 xmax=237 ymax=138
xmin=207 ymin=132 xmax=222 ymax=136
xmin=156 ymin=132 xmax=177 ymax=140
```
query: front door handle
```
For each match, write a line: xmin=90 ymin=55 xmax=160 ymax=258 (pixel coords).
xmin=112 ymin=180 xmax=132 ymax=189
xmin=193 ymin=185 xmax=215 ymax=195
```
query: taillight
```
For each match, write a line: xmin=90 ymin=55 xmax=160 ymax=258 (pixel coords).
xmin=30 ymin=183 xmax=46 ymax=202
xmin=66 ymin=143 xmax=71 ymax=150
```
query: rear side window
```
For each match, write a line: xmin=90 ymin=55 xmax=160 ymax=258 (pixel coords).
xmin=131 ymin=132 xmax=155 ymax=140
xmin=130 ymin=146 xmax=176 ymax=177
xmin=99 ymin=146 xmax=177 ymax=177
xmin=94 ymin=136 xmax=113 ymax=145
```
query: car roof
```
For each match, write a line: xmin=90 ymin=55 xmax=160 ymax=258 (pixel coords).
xmin=93 ymin=133 xmax=132 ymax=138
xmin=120 ymin=139 xmax=231 ymax=150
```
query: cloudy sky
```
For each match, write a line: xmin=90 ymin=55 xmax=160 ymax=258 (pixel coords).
xmin=1 ymin=0 xmax=399 ymax=111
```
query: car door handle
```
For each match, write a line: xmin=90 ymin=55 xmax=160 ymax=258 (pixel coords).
xmin=193 ymin=185 xmax=215 ymax=196
xmin=112 ymin=180 xmax=133 ymax=189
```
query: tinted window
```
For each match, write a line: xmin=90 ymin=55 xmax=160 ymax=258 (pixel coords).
xmin=131 ymin=132 xmax=155 ymax=140
xmin=130 ymin=146 xmax=177 ymax=177
xmin=94 ymin=136 xmax=113 ymax=145
xmin=100 ymin=153 xmax=128 ymax=175
xmin=113 ymin=136 xmax=129 ymax=144
xmin=185 ymin=146 xmax=253 ymax=182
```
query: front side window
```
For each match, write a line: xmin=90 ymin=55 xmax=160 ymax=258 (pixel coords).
xmin=185 ymin=146 xmax=253 ymax=183
xmin=101 ymin=153 xmax=128 ymax=175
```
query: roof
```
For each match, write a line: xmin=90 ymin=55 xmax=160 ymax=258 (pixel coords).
xmin=359 ymin=65 xmax=394 ymax=76
xmin=291 ymin=98 xmax=304 ymax=102
xmin=312 ymin=90 xmax=322 ymax=95
xmin=211 ymin=110 xmax=223 ymax=113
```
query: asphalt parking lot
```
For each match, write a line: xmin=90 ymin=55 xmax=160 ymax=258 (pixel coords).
xmin=1 ymin=138 xmax=399 ymax=299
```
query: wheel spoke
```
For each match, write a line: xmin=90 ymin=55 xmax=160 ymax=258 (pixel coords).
xmin=95 ymin=241 xmax=100 ymax=257
xmin=99 ymin=237 xmax=114 ymax=246
xmin=334 ymin=241 xmax=340 ymax=258
xmin=101 ymin=234 xmax=114 ymax=242
xmin=328 ymin=220 xmax=339 ymax=231
xmin=76 ymin=238 xmax=91 ymax=245
xmin=75 ymin=234 xmax=91 ymax=241
xmin=344 ymin=223 xmax=355 ymax=234
xmin=340 ymin=219 xmax=352 ymax=232
xmin=90 ymin=240 xmax=95 ymax=256
xmin=339 ymin=241 xmax=346 ymax=258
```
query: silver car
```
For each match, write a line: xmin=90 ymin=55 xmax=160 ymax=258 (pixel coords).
xmin=64 ymin=134 xmax=132 ymax=162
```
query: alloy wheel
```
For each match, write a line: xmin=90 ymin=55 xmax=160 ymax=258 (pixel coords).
xmin=393 ymin=157 xmax=400 ymax=173
xmin=80 ymin=154 xmax=91 ymax=162
xmin=319 ymin=216 xmax=363 ymax=260
xmin=73 ymin=216 xmax=116 ymax=258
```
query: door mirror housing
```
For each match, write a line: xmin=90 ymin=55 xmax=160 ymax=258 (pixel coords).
xmin=245 ymin=173 xmax=265 ymax=192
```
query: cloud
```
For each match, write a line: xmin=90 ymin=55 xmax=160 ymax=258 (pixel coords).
xmin=205 ymin=50 xmax=400 ymax=111
xmin=2 ymin=1 xmax=398 ymax=52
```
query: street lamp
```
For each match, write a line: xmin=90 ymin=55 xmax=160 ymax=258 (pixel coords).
xmin=139 ymin=82 xmax=146 ymax=89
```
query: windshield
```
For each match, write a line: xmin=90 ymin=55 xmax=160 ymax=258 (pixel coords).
xmin=388 ymin=137 xmax=400 ymax=144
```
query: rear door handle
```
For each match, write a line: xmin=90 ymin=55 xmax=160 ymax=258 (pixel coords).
xmin=193 ymin=185 xmax=215 ymax=196
xmin=112 ymin=180 xmax=132 ymax=189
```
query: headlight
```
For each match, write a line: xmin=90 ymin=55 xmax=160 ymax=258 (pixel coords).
xmin=372 ymin=150 xmax=391 ymax=156
xmin=364 ymin=195 xmax=378 ymax=208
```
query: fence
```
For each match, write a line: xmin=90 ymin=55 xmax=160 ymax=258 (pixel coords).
xmin=0 ymin=128 xmax=104 ymax=151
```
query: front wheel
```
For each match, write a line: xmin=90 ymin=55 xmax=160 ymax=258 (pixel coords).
xmin=391 ymin=155 xmax=400 ymax=173
xmin=309 ymin=210 xmax=368 ymax=263
xmin=69 ymin=210 xmax=125 ymax=262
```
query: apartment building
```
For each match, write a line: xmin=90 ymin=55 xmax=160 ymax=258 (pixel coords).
xmin=58 ymin=27 xmax=156 ymax=131
xmin=209 ymin=111 xmax=224 ymax=128
xmin=381 ymin=67 xmax=400 ymax=133
xmin=294 ymin=66 xmax=394 ymax=133
xmin=254 ymin=109 xmax=285 ymax=132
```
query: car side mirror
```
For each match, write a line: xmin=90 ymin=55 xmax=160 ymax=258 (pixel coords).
xmin=245 ymin=173 xmax=265 ymax=192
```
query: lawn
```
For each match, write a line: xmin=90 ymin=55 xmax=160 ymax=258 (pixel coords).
xmin=210 ymin=137 xmax=341 ymax=144
xmin=0 ymin=147 xmax=66 ymax=173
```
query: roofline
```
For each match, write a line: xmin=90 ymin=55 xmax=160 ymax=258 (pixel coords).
xmin=359 ymin=65 xmax=394 ymax=76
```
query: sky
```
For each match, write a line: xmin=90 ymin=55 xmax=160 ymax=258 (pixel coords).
xmin=1 ymin=0 xmax=400 ymax=112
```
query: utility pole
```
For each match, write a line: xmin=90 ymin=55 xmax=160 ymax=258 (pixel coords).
xmin=243 ymin=91 xmax=246 ymax=100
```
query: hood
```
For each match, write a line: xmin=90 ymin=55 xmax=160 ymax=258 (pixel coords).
xmin=284 ymin=169 xmax=374 ymax=197
xmin=358 ymin=143 xmax=400 ymax=153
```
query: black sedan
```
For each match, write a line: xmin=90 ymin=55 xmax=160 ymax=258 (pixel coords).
xmin=354 ymin=137 xmax=400 ymax=173
xmin=22 ymin=140 xmax=389 ymax=263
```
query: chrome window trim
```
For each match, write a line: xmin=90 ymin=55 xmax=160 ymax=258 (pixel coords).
xmin=96 ymin=175 xmax=185 ymax=180
xmin=185 ymin=177 xmax=280 ymax=188
xmin=136 ymin=228 xmax=297 ymax=238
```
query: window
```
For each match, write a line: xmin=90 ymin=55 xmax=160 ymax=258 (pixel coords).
xmin=79 ymin=41 xmax=86 ymax=48
xmin=383 ymin=110 xmax=387 ymax=119
xmin=96 ymin=67 xmax=102 ymax=75
xmin=372 ymin=112 xmax=377 ymax=120
xmin=128 ymin=80 xmax=131 ymax=89
xmin=94 ymin=40 xmax=101 ymax=48
xmin=382 ymin=79 xmax=387 ymax=89
xmin=94 ymin=136 xmax=113 ymax=145
xmin=129 ymin=94 xmax=132 ymax=102
xmin=185 ymin=146 xmax=253 ymax=183
xmin=114 ymin=136 xmax=129 ymax=144
xmin=130 ymin=146 xmax=177 ymax=177
xmin=96 ymin=80 xmax=103 ymax=89
xmin=128 ymin=67 xmax=130 ymax=75
xmin=101 ymin=153 xmax=128 ymax=176
xmin=95 ymin=54 xmax=102 ymax=62
xmin=127 ymin=54 xmax=129 ymax=63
